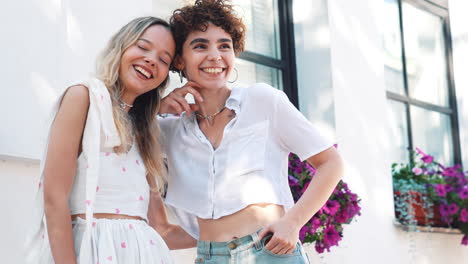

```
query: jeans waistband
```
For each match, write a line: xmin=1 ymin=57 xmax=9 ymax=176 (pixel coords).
xmin=197 ymin=230 xmax=264 ymax=258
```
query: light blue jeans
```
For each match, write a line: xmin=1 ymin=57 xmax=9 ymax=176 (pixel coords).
xmin=195 ymin=231 xmax=310 ymax=264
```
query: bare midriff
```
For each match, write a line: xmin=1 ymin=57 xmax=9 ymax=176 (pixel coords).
xmin=71 ymin=213 xmax=144 ymax=221
xmin=197 ymin=203 xmax=285 ymax=242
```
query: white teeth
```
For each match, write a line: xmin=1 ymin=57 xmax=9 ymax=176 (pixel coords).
xmin=134 ymin=66 xmax=152 ymax=78
xmin=202 ymin=68 xmax=223 ymax=74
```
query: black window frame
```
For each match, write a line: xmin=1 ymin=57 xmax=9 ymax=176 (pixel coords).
xmin=237 ymin=0 xmax=299 ymax=107
xmin=387 ymin=0 xmax=462 ymax=165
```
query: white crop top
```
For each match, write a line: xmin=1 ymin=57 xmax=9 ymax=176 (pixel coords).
xmin=69 ymin=143 xmax=149 ymax=221
xmin=159 ymin=83 xmax=333 ymax=238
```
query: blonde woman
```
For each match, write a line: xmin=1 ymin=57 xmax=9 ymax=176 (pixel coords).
xmin=26 ymin=16 xmax=195 ymax=264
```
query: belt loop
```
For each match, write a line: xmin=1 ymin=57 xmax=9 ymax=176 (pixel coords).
xmin=200 ymin=241 xmax=211 ymax=260
xmin=206 ymin=242 xmax=212 ymax=259
xmin=250 ymin=231 xmax=262 ymax=251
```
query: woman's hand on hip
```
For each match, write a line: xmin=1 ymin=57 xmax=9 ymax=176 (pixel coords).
xmin=159 ymin=81 xmax=203 ymax=115
xmin=258 ymin=217 xmax=301 ymax=255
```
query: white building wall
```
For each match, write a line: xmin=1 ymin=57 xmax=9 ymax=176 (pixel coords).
xmin=313 ymin=0 xmax=468 ymax=263
xmin=1 ymin=0 xmax=467 ymax=263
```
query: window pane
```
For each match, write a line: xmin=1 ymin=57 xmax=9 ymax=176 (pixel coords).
xmin=235 ymin=0 xmax=281 ymax=59
xmin=383 ymin=0 xmax=405 ymax=95
xmin=235 ymin=59 xmax=283 ymax=90
xmin=387 ymin=100 xmax=409 ymax=164
xmin=402 ymin=3 xmax=449 ymax=106
xmin=411 ymin=106 xmax=454 ymax=165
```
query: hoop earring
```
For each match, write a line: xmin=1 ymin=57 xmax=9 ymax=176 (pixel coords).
xmin=228 ymin=68 xmax=238 ymax=83
xmin=178 ymin=71 xmax=184 ymax=83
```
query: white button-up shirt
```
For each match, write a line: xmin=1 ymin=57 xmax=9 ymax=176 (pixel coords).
xmin=159 ymin=83 xmax=332 ymax=238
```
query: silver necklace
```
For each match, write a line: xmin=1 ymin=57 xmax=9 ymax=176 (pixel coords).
xmin=119 ymin=100 xmax=133 ymax=110
xmin=195 ymin=107 xmax=226 ymax=120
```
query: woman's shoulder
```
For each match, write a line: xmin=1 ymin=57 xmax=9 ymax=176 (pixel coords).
xmin=244 ymin=82 xmax=278 ymax=94
xmin=61 ymin=84 xmax=90 ymax=107
xmin=242 ymin=82 xmax=281 ymax=105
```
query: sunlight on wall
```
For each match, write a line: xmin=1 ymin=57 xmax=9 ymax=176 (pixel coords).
xmin=30 ymin=72 xmax=59 ymax=119
xmin=66 ymin=8 xmax=84 ymax=55
xmin=37 ymin=0 xmax=62 ymax=22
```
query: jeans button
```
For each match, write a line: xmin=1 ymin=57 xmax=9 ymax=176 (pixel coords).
xmin=228 ymin=242 xmax=237 ymax=250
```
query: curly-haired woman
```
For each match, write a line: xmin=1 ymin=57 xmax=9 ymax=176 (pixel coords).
xmin=158 ymin=0 xmax=344 ymax=263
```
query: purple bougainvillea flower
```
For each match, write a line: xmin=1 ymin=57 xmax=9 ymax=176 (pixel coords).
xmin=459 ymin=187 xmax=468 ymax=199
xmin=301 ymin=182 xmax=310 ymax=194
xmin=415 ymin=147 xmax=425 ymax=155
xmin=323 ymin=226 xmax=341 ymax=247
xmin=460 ymin=208 xmax=468 ymax=223
xmin=462 ymin=235 xmax=468 ymax=246
xmin=336 ymin=210 xmax=349 ymax=223
xmin=439 ymin=204 xmax=450 ymax=217
xmin=448 ymin=203 xmax=459 ymax=215
xmin=412 ymin=167 xmax=423 ymax=175
xmin=427 ymin=169 xmax=435 ymax=175
xmin=442 ymin=167 xmax=457 ymax=177
xmin=421 ymin=155 xmax=434 ymax=164
xmin=435 ymin=184 xmax=447 ymax=197
xmin=314 ymin=241 xmax=326 ymax=254
xmin=288 ymin=175 xmax=299 ymax=186
xmin=305 ymin=163 xmax=316 ymax=173
xmin=323 ymin=200 xmax=341 ymax=216
xmin=445 ymin=184 xmax=455 ymax=193
xmin=299 ymin=225 xmax=309 ymax=241
xmin=310 ymin=217 xmax=321 ymax=232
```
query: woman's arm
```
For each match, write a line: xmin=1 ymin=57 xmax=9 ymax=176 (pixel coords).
xmin=147 ymin=190 xmax=197 ymax=249
xmin=43 ymin=85 xmax=90 ymax=264
xmin=259 ymin=147 xmax=344 ymax=254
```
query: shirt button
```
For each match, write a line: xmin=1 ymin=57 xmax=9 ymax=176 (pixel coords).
xmin=228 ymin=242 xmax=237 ymax=250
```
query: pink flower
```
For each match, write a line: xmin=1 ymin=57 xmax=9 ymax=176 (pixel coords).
xmin=460 ymin=208 xmax=468 ymax=223
xmin=412 ymin=167 xmax=423 ymax=175
xmin=323 ymin=200 xmax=340 ymax=216
xmin=299 ymin=226 xmax=309 ymax=241
xmin=421 ymin=155 xmax=434 ymax=164
xmin=310 ymin=217 xmax=321 ymax=232
xmin=442 ymin=167 xmax=457 ymax=177
xmin=458 ymin=188 xmax=468 ymax=199
xmin=448 ymin=203 xmax=459 ymax=215
xmin=314 ymin=241 xmax=326 ymax=253
xmin=301 ymin=182 xmax=310 ymax=194
xmin=323 ymin=226 xmax=341 ymax=247
xmin=445 ymin=184 xmax=454 ymax=193
xmin=415 ymin=147 xmax=433 ymax=163
xmin=462 ymin=235 xmax=468 ymax=246
xmin=439 ymin=204 xmax=450 ymax=218
xmin=435 ymin=184 xmax=447 ymax=197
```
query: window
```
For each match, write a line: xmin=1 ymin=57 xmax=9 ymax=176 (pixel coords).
xmin=153 ymin=0 xmax=297 ymax=105
xmin=384 ymin=0 xmax=460 ymax=165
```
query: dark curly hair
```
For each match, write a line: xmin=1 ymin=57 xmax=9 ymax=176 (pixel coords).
xmin=169 ymin=0 xmax=246 ymax=64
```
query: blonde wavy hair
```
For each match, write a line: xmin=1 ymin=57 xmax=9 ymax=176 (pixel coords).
xmin=96 ymin=16 xmax=170 ymax=194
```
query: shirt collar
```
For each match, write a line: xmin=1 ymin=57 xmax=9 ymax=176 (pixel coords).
xmin=181 ymin=86 xmax=243 ymax=128
xmin=225 ymin=86 xmax=243 ymax=113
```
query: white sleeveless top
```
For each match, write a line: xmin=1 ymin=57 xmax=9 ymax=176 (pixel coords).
xmin=26 ymin=78 xmax=145 ymax=264
xmin=69 ymin=143 xmax=149 ymax=221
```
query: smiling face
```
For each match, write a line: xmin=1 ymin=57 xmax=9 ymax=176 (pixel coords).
xmin=119 ymin=25 xmax=175 ymax=97
xmin=176 ymin=23 xmax=235 ymax=90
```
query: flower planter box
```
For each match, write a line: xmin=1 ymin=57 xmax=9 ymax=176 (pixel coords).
xmin=394 ymin=190 xmax=448 ymax=227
